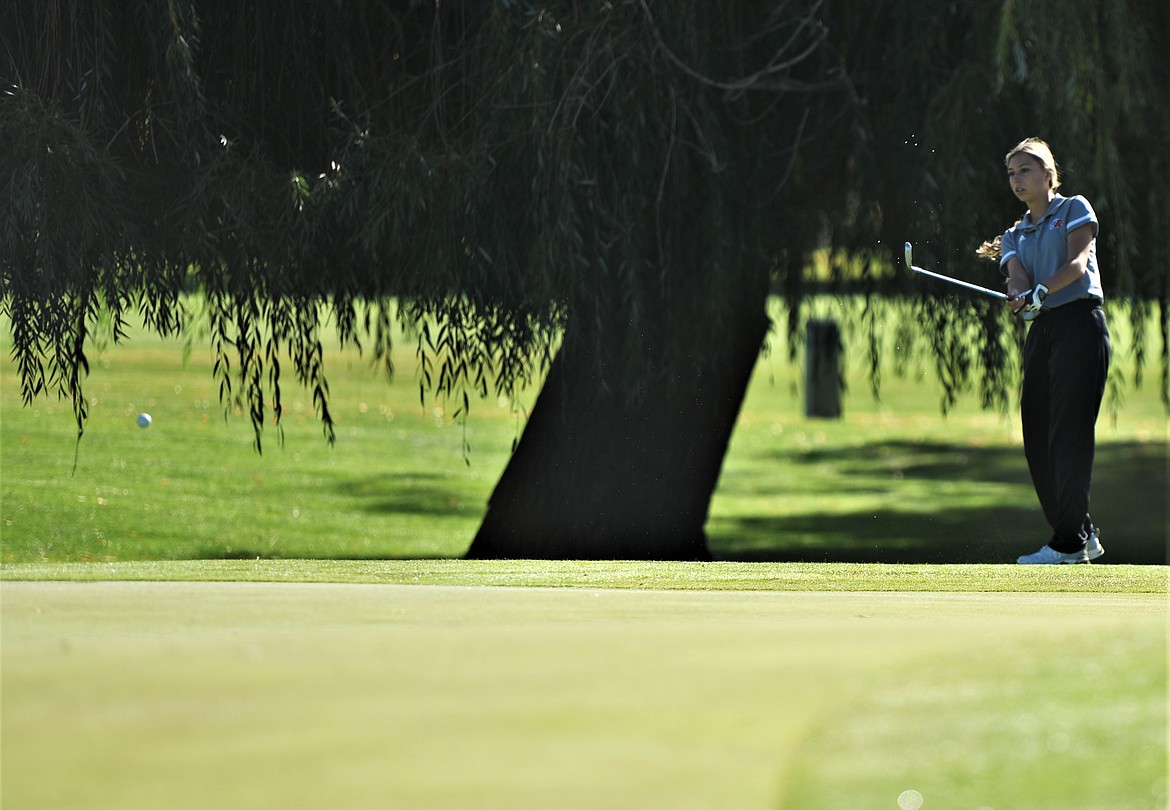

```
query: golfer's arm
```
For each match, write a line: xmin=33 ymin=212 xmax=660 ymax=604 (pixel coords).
xmin=1004 ymin=258 xmax=1030 ymax=301
xmin=1042 ymin=224 xmax=1094 ymax=295
xmin=1005 ymin=224 xmax=1093 ymax=305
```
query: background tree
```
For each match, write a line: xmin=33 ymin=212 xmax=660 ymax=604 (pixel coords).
xmin=3 ymin=1 xmax=1166 ymax=560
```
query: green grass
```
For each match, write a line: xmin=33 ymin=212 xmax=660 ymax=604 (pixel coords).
xmin=2 ymin=297 xmax=1166 ymax=564
xmin=2 ymin=298 xmax=1167 ymax=809
xmin=1 ymin=558 xmax=1167 ymax=592
xmin=3 ymin=580 xmax=1166 ymax=809
xmin=1 ymin=311 xmax=518 ymax=562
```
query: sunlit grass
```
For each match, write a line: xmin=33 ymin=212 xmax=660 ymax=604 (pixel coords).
xmin=2 ymin=297 xmax=1165 ymax=564
xmin=3 ymin=581 xmax=1165 ymax=809
xmin=2 ymin=297 xmax=1165 ymax=810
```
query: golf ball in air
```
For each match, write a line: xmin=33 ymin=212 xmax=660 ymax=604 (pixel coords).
xmin=898 ymin=790 xmax=924 ymax=810
xmin=137 ymin=413 xmax=152 ymax=429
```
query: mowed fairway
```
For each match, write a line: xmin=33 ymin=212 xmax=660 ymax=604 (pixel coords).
xmin=3 ymin=301 xmax=1167 ymax=808
xmin=3 ymin=578 xmax=1166 ymax=810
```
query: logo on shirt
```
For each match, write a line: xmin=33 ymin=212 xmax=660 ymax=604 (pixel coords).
xmin=1050 ymin=218 xmax=1063 ymax=231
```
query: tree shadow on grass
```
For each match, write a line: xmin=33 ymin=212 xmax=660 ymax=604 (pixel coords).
xmin=194 ymin=473 xmax=479 ymax=561
xmin=195 ymin=440 xmax=1165 ymax=564
xmin=333 ymin=472 xmax=481 ymax=518
xmin=712 ymin=507 xmax=1036 ymax=564
xmin=710 ymin=440 xmax=1168 ymax=565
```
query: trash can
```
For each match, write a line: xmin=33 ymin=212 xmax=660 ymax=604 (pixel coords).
xmin=804 ymin=319 xmax=842 ymax=418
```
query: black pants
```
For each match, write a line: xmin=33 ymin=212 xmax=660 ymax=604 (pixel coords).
xmin=1020 ymin=299 xmax=1110 ymax=552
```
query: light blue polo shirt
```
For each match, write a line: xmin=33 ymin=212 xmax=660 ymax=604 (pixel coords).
xmin=998 ymin=194 xmax=1104 ymax=310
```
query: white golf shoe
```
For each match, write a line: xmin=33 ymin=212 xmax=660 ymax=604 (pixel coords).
xmin=1017 ymin=544 xmax=1091 ymax=565
xmin=1084 ymin=530 xmax=1105 ymax=561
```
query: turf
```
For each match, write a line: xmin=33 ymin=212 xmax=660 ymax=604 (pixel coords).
xmin=2 ymin=297 xmax=1167 ymax=565
xmin=2 ymin=299 xmax=1167 ymax=808
xmin=2 ymin=558 xmax=1167 ymax=593
xmin=3 ymin=581 xmax=1166 ymax=810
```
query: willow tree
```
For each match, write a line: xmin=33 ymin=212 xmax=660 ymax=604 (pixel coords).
xmin=3 ymin=1 xmax=1166 ymax=560
xmin=803 ymin=0 xmax=1168 ymax=414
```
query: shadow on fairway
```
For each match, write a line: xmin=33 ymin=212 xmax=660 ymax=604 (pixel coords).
xmin=194 ymin=440 xmax=1165 ymax=565
xmin=710 ymin=440 xmax=1168 ymax=565
xmin=336 ymin=472 xmax=482 ymax=517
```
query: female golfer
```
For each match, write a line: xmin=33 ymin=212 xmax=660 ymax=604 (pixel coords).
xmin=989 ymin=137 xmax=1111 ymax=564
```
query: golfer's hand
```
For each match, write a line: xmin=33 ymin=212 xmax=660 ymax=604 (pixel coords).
xmin=1010 ymin=283 xmax=1048 ymax=314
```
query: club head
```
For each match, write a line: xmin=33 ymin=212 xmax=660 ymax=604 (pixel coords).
xmin=904 ymin=241 xmax=913 ymax=269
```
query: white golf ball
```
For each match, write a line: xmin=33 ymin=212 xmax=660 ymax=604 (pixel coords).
xmin=137 ymin=413 xmax=153 ymax=429
xmin=898 ymin=790 xmax=924 ymax=810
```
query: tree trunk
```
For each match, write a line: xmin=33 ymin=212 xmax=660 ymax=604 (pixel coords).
xmin=466 ymin=303 xmax=769 ymax=561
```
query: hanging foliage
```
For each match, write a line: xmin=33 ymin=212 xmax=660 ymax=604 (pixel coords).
xmin=2 ymin=0 xmax=1166 ymax=453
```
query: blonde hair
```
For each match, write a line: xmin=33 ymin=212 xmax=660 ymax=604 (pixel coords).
xmin=975 ymin=235 xmax=1002 ymax=262
xmin=1005 ymin=137 xmax=1060 ymax=191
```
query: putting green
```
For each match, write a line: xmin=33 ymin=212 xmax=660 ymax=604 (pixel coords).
xmin=3 ymin=582 xmax=1166 ymax=809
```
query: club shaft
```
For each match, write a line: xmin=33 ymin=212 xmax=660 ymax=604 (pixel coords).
xmin=910 ymin=266 xmax=1008 ymax=300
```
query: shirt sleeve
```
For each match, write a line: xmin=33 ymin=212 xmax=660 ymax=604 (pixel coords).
xmin=998 ymin=228 xmax=1018 ymax=276
xmin=1065 ymin=195 xmax=1099 ymax=237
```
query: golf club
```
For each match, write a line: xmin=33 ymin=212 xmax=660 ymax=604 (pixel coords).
xmin=904 ymin=241 xmax=1008 ymax=301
